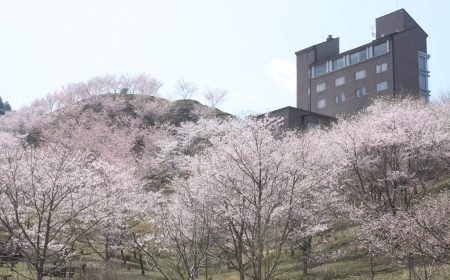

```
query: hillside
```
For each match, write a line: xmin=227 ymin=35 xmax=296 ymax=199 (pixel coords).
xmin=0 ymin=97 xmax=449 ymax=280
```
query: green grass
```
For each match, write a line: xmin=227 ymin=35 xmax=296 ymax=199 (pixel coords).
xmin=2 ymin=220 xmax=448 ymax=280
xmin=2 ymin=218 xmax=448 ymax=280
xmin=427 ymin=176 xmax=450 ymax=194
xmin=2 ymin=241 xmax=449 ymax=280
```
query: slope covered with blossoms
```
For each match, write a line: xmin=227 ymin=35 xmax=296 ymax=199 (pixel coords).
xmin=0 ymin=91 xmax=449 ymax=280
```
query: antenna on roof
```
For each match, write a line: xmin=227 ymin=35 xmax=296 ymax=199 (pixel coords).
xmin=371 ymin=25 xmax=376 ymax=38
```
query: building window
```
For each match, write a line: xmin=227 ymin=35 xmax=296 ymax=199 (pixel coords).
xmin=419 ymin=55 xmax=428 ymax=71
xmin=419 ymin=73 xmax=428 ymax=91
xmin=355 ymin=70 xmax=366 ymax=80
xmin=350 ymin=49 xmax=368 ymax=65
xmin=314 ymin=63 xmax=327 ymax=77
xmin=350 ymin=53 xmax=358 ymax=65
xmin=418 ymin=51 xmax=430 ymax=95
xmin=332 ymin=57 xmax=344 ymax=71
xmin=376 ymin=81 xmax=388 ymax=92
xmin=316 ymin=82 xmax=326 ymax=92
xmin=356 ymin=87 xmax=366 ymax=97
xmin=373 ymin=41 xmax=388 ymax=57
xmin=316 ymin=99 xmax=326 ymax=109
xmin=307 ymin=122 xmax=317 ymax=129
xmin=335 ymin=93 xmax=345 ymax=103
xmin=335 ymin=77 xmax=345 ymax=86
xmin=336 ymin=112 xmax=347 ymax=119
xmin=376 ymin=63 xmax=388 ymax=73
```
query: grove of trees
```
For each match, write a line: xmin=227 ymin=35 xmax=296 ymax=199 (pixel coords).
xmin=0 ymin=80 xmax=449 ymax=280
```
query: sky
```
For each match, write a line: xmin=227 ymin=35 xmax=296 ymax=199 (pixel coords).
xmin=1 ymin=0 xmax=449 ymax=116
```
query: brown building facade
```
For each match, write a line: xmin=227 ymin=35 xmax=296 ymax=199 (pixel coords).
xmin=259 ymin=106 xmax=336 ymax=131
xmin=296 ymin=9 xmax=430 ymax=117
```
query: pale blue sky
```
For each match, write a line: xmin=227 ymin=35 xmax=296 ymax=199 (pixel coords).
xmin=1 ymin=0 xmax=449 ymax=115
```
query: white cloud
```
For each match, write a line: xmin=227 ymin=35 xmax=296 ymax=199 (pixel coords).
xmin=264 ymin=59 xmax=296 ymax=92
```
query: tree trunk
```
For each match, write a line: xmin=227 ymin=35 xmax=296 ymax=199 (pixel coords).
xmin=139 ymin=252 xmax=145 ymax=275
xmin=105 ymin=238 xmax=111 ymax=267
xmin=256 ymin=182 xmax=263 ymax=280
xmin=36 ymin=272 xmax=44 ymax=280
xmin=369 ymin=254 xmax=375 ymax=280
xmin=205 ymin=253 xmax=209 ymax=280
xmin=121 ymin=249 xmax=127 ymax=265
xmin=36 ymin=271 xmax=44 ymax=280
xmin=239 ymin=271 xmax=245 ymax=280
xmin=408 ymin=253 xmax=413 ymax=280
xmin=257 ymin=239 xmax=263 ymax=280
xmin=36 ymin=261 xmax=45 ymax=280
xmin=301 ymin=236 xmax=312 ymax=275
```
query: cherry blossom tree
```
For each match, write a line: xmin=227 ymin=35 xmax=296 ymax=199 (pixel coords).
xmin=134 ymin=96 xmax=173 ymax=126
xmin=435 ymin=97 xmax=450 ymax=150
xmin=133 ymin=185 xmax=216 ymax=280
xmin=81 ymin=160 xmax=147 ymax=267
xmin=174 ymin=80 xmax=198 ymax=100
xmin=138 ymin=118 xmax=231 ymax=194
xmin=283 ymin=129 xmax=341 ymax=275
xmin=327 ymin=99 xmax=449 ymax=218
xmin=0 ymin=99 xmax=54 ymax=139
xmin=357 ymin=193 xmax=449 ymax=279
xmin=45 ymin=94 xmax=171 ymax=164
xmin=203 ymin=87 xmax=227 ymax=108
xmin=326 ymin=99 xmax=450 ymax=277
xmin=0 ymin=144 xmax=104 ymax=280
xmin=65 ymin=74 xmax=162 ymax=98
xmin=190 ymin=104 xmax=218 ymax=120
xmin=408 ymin=194 xmax=450 ymax=265
xmin=4 ymin=74 xmax=162 ymax=119
xmin=128 ymin=73 xmax=163 ymax=96
xmin=0 ymin=131 xmax=19 ymax=148
xmin=130 ymin=119 xmax=236 ymax=279
xmin=176 ymin=118 xmax=334 ymax=280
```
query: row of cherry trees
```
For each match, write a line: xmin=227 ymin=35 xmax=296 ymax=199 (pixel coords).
xmin=0 ymin=94 xmax=449 ymax=280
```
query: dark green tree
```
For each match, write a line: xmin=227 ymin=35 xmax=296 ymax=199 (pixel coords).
xmin=0 ymin=96 xmax=12 ymax=115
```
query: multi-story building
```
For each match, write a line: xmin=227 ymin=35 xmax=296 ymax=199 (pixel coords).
xmin=296 ymin=9 xmax=430 ymax=117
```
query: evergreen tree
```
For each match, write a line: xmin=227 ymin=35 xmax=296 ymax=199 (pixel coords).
xmin=0 ymin=96 xmax=12 ymax=115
